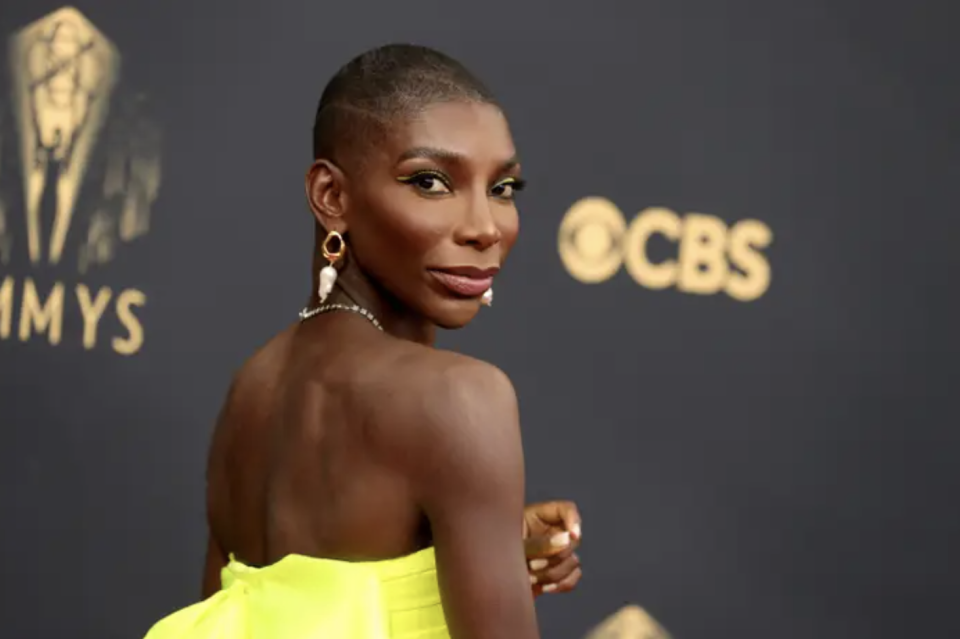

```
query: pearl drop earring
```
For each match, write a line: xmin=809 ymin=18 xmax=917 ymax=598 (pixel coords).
xmin=317 ymin=230 xmax=345 ymax=303
xmin=481 ymin=287 xmax=493 ymax=307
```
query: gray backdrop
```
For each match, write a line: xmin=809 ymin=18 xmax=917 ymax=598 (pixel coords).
xmin=0 ymin=1 xmax=957 ymax=638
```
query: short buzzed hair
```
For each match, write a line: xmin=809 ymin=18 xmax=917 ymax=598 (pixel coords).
xmin=312 ymin=44 xmax=498 ymax=167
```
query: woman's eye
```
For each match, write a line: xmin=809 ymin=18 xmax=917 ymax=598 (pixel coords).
xmin=409 ymin=173 xmax=450 ymax=194
xmin=492 ymin=179 xmax=524 ymax=199
xmin=492 ymin=182 xmax=515 ymax=198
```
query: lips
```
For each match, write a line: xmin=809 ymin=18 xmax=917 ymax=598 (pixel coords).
xmin=428 ymin=266 xmax=498 ymax=298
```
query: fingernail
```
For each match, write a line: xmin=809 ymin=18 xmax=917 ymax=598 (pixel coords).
xmin=529 ymin=574 xmax=538 ymax=585
xmin=543 ymin=583 xmax=558 ymax=593
xmin=571 ymin=523 xmax=581 ymax=539
xmin=529 ymin=559 xmax=548 ymax=571
xmin=550 ymin=532 xmax=570 ymax=547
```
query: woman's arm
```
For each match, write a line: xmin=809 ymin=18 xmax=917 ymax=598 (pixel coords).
xmin=400 ymin=358 xmax=540 ymax=639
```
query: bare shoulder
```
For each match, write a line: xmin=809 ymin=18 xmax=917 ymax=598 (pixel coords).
xmin=362 ymin=342 xmax=521 ymax=475
xmin=207 ymin=328 xmax=296 ymax=453
xmin=212 ymin=326 xmax=304 ymax=420
xmin=406 ymin=347 xmax=516 ymax=411
xmin=376 ymin=343 xmax=517 ymax=430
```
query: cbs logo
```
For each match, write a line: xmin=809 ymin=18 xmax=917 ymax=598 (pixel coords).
xmin=558 ymin=197 xmax=773 ymax=302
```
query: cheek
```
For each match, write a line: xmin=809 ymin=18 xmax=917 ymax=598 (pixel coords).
xmin=497 ymin=207 xmax=520 ymax=256
xmin=354 ymin=195 xmax=447 ymax=267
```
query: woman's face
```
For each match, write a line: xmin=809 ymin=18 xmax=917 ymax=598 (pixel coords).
xmin=342 ymin=101 xmax=522 ymax=329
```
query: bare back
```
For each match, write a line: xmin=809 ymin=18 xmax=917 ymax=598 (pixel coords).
xmin=203 ymin=314 xmax=539 ymax=638
xmin=205 ymin=317 xmax=432 ymax=568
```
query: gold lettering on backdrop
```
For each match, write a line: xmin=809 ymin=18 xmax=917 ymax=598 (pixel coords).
xmin=0 ymin=277 xmax=146 ymax=354
xmin=112 ymin=288 xmax=145 ymax=355
xmin=0 ymin=8 xmax=162 ymax=355
xmin=622 ymin=207 xmax=681 ymax=290
xmin=18 ymin=278 xmax=64 ymax=344
xmin=726 ymin=219 xmax=773 ymax=302
xmin=558 ymin=198 xmax=773 ymax=301
xmin=677 ymin=213 xmax=729 ymax=295
xmin=76 ymin=283 xmax=111 ymax=349
xmin=0 ymin=276 xmax=13 ymax=338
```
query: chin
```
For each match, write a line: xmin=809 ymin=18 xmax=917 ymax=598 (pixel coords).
xmin=430 ymin=298 xmax=482 ymax=330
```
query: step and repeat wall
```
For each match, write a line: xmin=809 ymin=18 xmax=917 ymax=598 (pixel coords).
xmin=0 ymin=2 xmax=956 ymax=638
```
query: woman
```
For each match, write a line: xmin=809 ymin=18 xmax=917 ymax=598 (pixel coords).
xmin=145 ymin=44 xmax=582 ymax=639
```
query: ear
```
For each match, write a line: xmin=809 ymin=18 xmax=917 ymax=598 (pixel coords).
xmin=305 ymin=159 xmax=349 ymax=233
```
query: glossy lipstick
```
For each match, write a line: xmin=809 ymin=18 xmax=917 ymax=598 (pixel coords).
xmin=428 ymin=266 xmax=498 ymax=298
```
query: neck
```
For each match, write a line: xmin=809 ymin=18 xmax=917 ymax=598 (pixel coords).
xmin=308 ymin=252 xmax=435 ymax=346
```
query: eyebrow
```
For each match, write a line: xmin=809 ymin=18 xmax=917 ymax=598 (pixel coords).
xmin=397 ymin=146 xmax=520 ymax=172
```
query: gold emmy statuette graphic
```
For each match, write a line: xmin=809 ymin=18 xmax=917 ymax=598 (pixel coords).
xmin=558 ymin=197 xmax=773 ymax=301
xmin=0 ymin=105 xmax=8 ymax=264
xmin=77 ymin=94 xmax=162 ymax=274
xmin=0 ymin=196 xmax=10 ymax=264
xmin=0 ymin=7 xmax=160 ymax=355
xmin=0 ymin=168 xmax=9 ymax=266
xmin=10 ymin=6 xmax=120 ymax=267
xmin=583 ymin=605 xmax=672 ymax=639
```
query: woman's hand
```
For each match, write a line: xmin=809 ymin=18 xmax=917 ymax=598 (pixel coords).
xmin=522 ymin=501 xmax=582 ymax=596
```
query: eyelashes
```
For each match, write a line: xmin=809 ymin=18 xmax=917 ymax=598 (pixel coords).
xmin=396 ymin=170 xmax=452 ymax=195
xmin=493 ymin=177 xmax=526 ymax=199
xmin=396 ymin=170 xmax=527 ymax=200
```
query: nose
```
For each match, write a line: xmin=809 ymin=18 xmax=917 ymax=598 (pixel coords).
xmin=454 ymin=192 xmax=501 ymax=250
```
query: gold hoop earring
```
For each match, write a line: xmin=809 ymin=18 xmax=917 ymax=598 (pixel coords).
xmin=318 ymin=230 xmax=346 ymax=303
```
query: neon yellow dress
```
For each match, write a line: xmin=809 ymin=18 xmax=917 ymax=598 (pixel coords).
xmin=143 ymin=547 xmax=449 ymax=638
